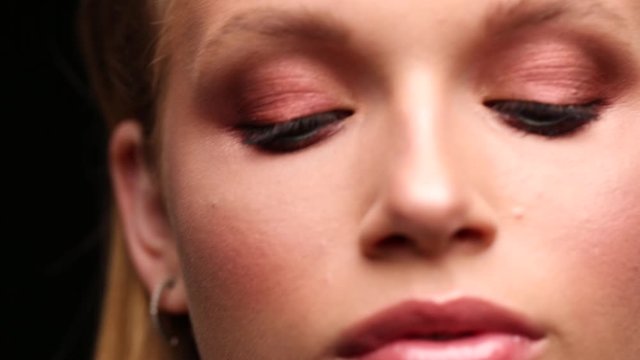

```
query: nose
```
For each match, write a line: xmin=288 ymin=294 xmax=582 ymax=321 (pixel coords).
xmin=360 ymin=88 xmax=496 ymax=259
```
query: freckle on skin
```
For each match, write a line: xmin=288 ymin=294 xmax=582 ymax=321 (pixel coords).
xmin=511 ymin=206 xmax=525 ymax=220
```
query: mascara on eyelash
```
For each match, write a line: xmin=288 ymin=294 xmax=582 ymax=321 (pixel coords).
xmin=484 ymin=99 xmax=606 ymax=137
xmin=485 ymin=100 xmax=604 ymax=125
xmin=240 ymin=109 xmax=352 ymax=146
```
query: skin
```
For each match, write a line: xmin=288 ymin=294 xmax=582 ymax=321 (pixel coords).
xmin=111 ymin=0 xmax=640 ymax=358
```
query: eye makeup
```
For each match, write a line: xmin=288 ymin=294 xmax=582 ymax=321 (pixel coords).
xmin=225 ymin=56 xmax=355 ymax=152
xmin=482 ymin=36 xmax=612 ymax=102
xmin=484 ymin=100 xmax=603 ymax=137
xmin=238 ymin=109 xmax=353 ymax=152
xmin=477 ymin=29 xmax=631 ymax=138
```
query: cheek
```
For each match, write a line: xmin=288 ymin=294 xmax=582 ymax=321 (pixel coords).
xmin=483 ymin=106 xmax=640 ymax=352
xmin=542 ymin=167 xmax=640 ymax=303
xmin=176 ymin=198 xmax=334 ymax=309
xmin=160 ymin=115 xmax=375 ymax=354
xmin=534 ymin=162 xmax=640 ymax=355
xmin=166 ymin=153 xmax=330 ymax=353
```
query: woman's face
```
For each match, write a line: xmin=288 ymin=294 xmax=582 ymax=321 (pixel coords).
xmin=120 ymin=0 xmax=640 ymax=358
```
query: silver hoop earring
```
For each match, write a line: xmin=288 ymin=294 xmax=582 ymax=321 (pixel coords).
xmin=150 ymin=278 xmax=179 ymax=346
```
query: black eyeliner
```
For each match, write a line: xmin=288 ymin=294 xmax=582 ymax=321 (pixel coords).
xmin=239 ymin=109 xmax=353 ymax=151
xmin=485 ymin=100 xmax=604 ymax=137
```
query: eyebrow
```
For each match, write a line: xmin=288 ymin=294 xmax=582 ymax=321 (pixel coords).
xmin=192 ymin=1 xmax=628 ymax=76
xmin=217 ymin=9 xmax=348 ymax=43
xmin=485 ymin=0 xmax=627 ymax=34
xmin=198 ymin=1 xmax=625 ymax=47
xmin=193 ymin=9 xmax=349 ymax=69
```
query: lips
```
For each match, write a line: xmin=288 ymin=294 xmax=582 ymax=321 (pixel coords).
xmin=334 ymin=298 xmax=546 ymax=360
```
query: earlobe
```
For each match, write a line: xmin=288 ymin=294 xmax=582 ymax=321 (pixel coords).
xmin=109 ymin=120 xmax=188 ymax=314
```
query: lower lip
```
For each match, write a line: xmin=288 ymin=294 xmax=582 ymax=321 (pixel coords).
xmin=355 ymin=334 xmax=543 ymax=360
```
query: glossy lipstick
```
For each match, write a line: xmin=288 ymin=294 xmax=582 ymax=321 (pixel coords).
xmin=335 ymin=298 xmax=546 ymax=360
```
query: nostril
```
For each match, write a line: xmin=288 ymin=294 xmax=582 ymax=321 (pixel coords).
xmin=378 ymin=234 xmax=411 ymax=250
xmin=372 ymin=233 xmax=448 ymax=258
xmin=453 ymin=228 xmax=485 ymax=241
xmin=366 ymin=226 xmax=493 ymax=259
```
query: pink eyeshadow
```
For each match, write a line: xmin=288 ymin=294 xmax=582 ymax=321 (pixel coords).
xmin=480 ymin=36 xmax=611 ymax=104
xmin=232 ymin=57 xmax=344 ymax=123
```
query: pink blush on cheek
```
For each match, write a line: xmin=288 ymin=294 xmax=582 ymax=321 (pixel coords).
xmin=177 ymin=207 xmax=322 ymax=313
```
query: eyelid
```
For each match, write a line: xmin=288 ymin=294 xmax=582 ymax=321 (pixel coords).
xmin=238 ymin=109 xmax=353 ymax=152
xmin=223 ymin=54 xmax=355 ymax=121
xmin=485 ymin=99 xmax=604 ymax=137
xmin=474 ymin=27 xmax=636 ymax=106
xmin=238 ymin=91 xmax=341 ymax=126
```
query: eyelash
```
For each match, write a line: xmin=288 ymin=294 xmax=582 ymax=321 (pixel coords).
xmin=484 ymin=100 xmax=604 ymax=137
xmin=237 ymin=99 xmax=603 ymax=153
xmin=238 ymin=109 xmax=354 ymax=152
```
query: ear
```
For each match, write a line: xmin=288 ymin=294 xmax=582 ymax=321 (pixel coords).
xmin=110 ymin=120 xmax=187 ymax=314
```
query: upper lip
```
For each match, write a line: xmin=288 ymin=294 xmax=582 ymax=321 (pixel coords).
xmin=334 ymin=297 xmax=546 ymax=358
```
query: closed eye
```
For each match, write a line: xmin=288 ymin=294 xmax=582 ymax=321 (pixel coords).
xmin=238 ymin=109 xmax=353 ymax=153
xmin=484 ymin=100 xmax=604 ymax=137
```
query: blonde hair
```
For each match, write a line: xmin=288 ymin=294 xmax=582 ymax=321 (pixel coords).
xmin=95 ymin=216 xmax=175 ymax=359
xmin=78 ymin=0 xmax=192 ymax=358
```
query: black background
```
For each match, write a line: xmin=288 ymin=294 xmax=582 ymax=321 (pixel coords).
xmin=9 ymin=1 xmax=106 ymax=358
